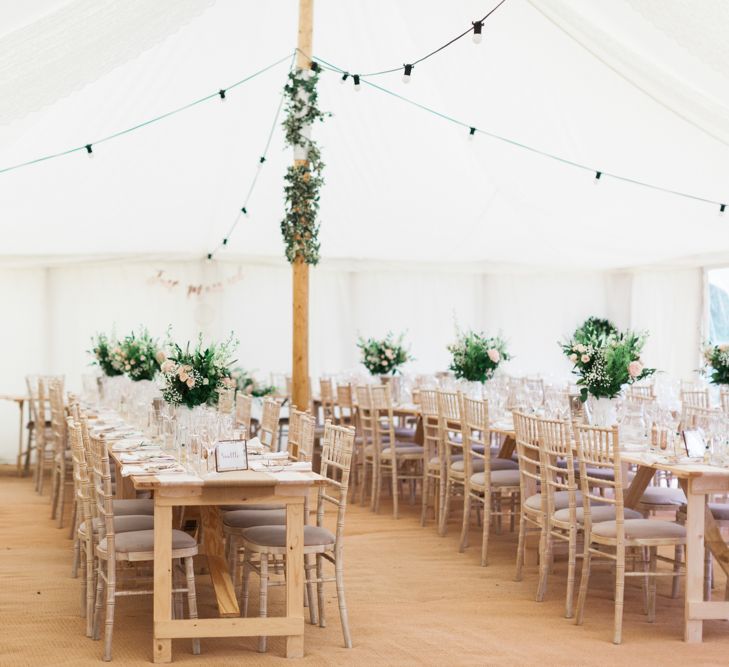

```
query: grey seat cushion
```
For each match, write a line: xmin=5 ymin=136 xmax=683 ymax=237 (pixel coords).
xmin=582 ymin=467 xmax=615 ymax=481
xmin=223 ymin=509 xmax=286 ymax=529
xmin=112 ymin=499 xmax=154 ymax=516
xmin=382 ymin=444 xmax=424 ymax=456
xmin=640 ymin=486 xmax=686 ymax=506
xmin=591 ymin=519 xmax=686 ymax=540
xmin=554 ymin=505 xmax=643 ymax=524
xmin=365 ymin=441 xmax=419 ymax=455
xmin=525 ymin=491 xmax=585 ymax=512
xmin=82 ymin=515 xmax=155 ymax=533
xmin=451 ymin=458 xmax=483 ymax=473
xmin=430 ymin=454 xmax=463 ymax=465
xmin=490 ymin=458 xmax=519 ymax=471
xmin=708 ymin=502 xmax=729 ymax=520
xmin=98 ymin=528 xmax=196 ymax=553
xmin=470 ymin=469 xmax=520 ymax=487
xmin=220 ymin=503 xmax=284 ymax=512
xmin=394 ymin=426 xmax=416 ymax=440
xmin=243 ymin=525 xmax=335 ymax=548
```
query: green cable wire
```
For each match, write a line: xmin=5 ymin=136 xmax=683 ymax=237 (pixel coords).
xmin=0 ymin=51 xmax=295 ymax=175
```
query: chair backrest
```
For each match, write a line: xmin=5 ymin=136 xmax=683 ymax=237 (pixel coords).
xmin=437 ymin=390 xmax=462 ymax=469
xmin=217 ymin=386 xmax=235 ymax=414
xmin=628 ymin=384 xmax=655 ymax=400
xmin=90 ymin=434 xmax=117 ymax=555
xmin=355 ymin=385 xmax=375 ymax=452
xmin=68 ymin=416 xmax=93 ymax=531
xmin=460 ymin=395 xmax=490 ymax=482
xmin=235 ymin=392 xmax=253 ymax=435
xmin=335 ymin=383 xmax=355 ymax=426
xmin=79 ymin=416 xmax=99 ymax=522
xmin=513 ymin=411 xmax=543 ymax=509
xmin=573 ymin=423 xmax=624 ymax=533
xmin=317 ymin=421 xmax=356 ymax=546
xmin=680 ymin=404 xmax=716 ymax=432
xmin=721 ymin=389 xmax=729 ymax=415
xmin=48 ymin=379 xmax=67 ymax=458
xmin=370 ymin=384 xmax=395 ymax=459
xmin=287 ymin=408 xmax=316 ymax=462
xmin=319 ymin=378 xmax=336 ymax=423
xmin=681 ymin=388 xmax=710 ymax=409
xmin=536 ymin=417 xmax=576 ymax=521
xmin=259 ymin=398 xmax=281 ymax=449
xmin=420 ymin=390 xmax=440 ymax=467
xmin=524 ymin=377 xmax=545 ymax=404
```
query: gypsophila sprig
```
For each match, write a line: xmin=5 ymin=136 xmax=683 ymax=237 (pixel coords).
xmin=702 ymin=342 xmax=729 ymax=385
xmin=160 ymin=332 xmax=238 ymax=408
xmin=89 ymin=332 xmax=124 ymax=377
xmin=357 ymin=333 xmax=411 ymax=376
xmin=280 ymin=68 xmax=330 ymax=265
xmin=448 ymin=330 xmax=510 ymax=382
xmin=561 ymin=316 xmax=617 ymax=361
xmin=565 ymin=329 xmax=655 ymax=401
xmin=119 ymin=328 xmax=163 ymax=382
xmin=230 ymin=367 xmax=276 ymax=397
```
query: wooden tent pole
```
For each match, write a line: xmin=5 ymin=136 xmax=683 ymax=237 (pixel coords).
xmin=292 ymin=0 xmax=313 ymax=412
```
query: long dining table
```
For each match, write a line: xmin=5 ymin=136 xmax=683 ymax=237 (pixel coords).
xmin=110 ymin=448 xmax=327 ymax=663
xmin=622 ymin=452 xmax=729 ymax=642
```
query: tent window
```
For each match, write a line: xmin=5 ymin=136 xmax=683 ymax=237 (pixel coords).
xmin=708 ymin=268 xmax=729 ymax=343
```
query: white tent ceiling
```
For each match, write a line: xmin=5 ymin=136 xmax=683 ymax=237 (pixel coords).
xmin=1 ymin=0 xmax=729 ymax=270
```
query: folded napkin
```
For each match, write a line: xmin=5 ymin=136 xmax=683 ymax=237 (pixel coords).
xmin=121 ymin=463 xmax=184 ymax=477
xmin=262 ymin=451 xmax=289 ymax=460
xmin=246 ymin=436 xmax=263 ymax=451
xmin=119 ymin=451 xmax=169 ymax=463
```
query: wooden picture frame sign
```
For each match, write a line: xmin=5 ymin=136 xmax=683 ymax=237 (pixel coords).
xmin=215 ymin=439 xmax=249 ymax=472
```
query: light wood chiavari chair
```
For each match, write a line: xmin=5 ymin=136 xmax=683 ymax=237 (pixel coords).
xmin=49 ymin=379 xmax=73 ymax=527
xmin=437 ymin=390 xmax=464 ymax=536
xmin=459 ymin=395 xmax=520 ymax=565
xmin=355 ymin=385 xmax=377 ymax=507
xmin=217 ymin=386 xmax=235 ymax=414
xmin=419 ymin=389 xmax=442 ymax=527
xmin=628 ymin=384 xmax=655 ymax=400
xmin=235 ymin=392 xmax=253 ymax=437
xmin=319 ymin=378 xmax=336 ymax=424
xmin=90 ymin=433 xmax=199 ymax=661
xmin=574 ymin=423 xmax=685 ymax=644
xmin=681 ymin=387 xmax=710 ymax=409
xmin=33 ymin=377 xmax=53 ymax=493
xmin=240 ymin=421 xmax=355 ymax=650
xmin=258 ymin=398 xmax=281 ymax=451
xmin=335 ymin=383 xmax=355 ymax=427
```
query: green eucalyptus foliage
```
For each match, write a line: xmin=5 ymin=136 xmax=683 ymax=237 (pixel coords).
xmin=281 ymin=68 xmax=330 ymax=265
xmin=448 ymin=330 xmax=510 ymax=382
xmin=89 ymin=332 xmax=124 ymax=377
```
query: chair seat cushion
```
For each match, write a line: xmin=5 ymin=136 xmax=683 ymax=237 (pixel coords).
xmin=243 ymin=525 xmax=335 ymax=548
xmin=554 ymin=505 xmax=643 ymax=524
xmin=394 ymin=426 xmax=416 ymax=440
xmin=430 ymin=454 xmax=463 ymax=466
xmin=640 ymin=486 xmax=686 ymax=506
xmin=490 ymin=458 xmax=519 ymax=471
xmin=365 ymin=441 xmax=418 ymax=455
xmin=582 ymin=466 xmax=615 ymax=481
xmin=525 ymin=491 xmax=584 ymax=512
xmin=81 ymin=515 xmax=154 ymax=534
xmin=451 ymin=458 xmax=483 ymax=473
xmin=591 ymin=519 xmax=686 ymax=540
xmin=112 ymin=499 xmax=154 ymax=516
xmin=98 ymin=528 xmax=196 ymax=553
xmin=471 ymin=469 xmax=520 ymax=487
xmin=223 ymin=509 xmax=286 ymax=529
xmin=381 ymin=444 xmax=424 ymax=456
xmin=708 ymin=502 xmax=729 ymax=520
xmin=220 ymin=503 xmax=284 ymax=512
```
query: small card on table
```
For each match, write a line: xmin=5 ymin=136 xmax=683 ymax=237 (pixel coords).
xmin=215 ymin=439 xmax=248 ymax=472
xmin=682 ymin=429 xmax=706 ymax=458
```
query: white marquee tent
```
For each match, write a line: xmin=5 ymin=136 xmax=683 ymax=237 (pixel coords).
xmin=2 ymin=0 xmax=728 ymax=461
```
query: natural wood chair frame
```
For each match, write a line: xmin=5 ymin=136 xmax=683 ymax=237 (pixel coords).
xmin=419 ymin=389 xmax=442 ymax=527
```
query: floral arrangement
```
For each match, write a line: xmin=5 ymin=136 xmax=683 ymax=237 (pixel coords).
xmin=562 ymin=317 xmax=617 ymax=360
xmin=565 ymin=330 xmax=655 ymax=401
xmin=118 ymin=328 xmax=163 ymax=382
xmin=702 ymin=342 xmax=729 ymax=385
xmin=230 ymin=367 xmax=276 ymax=397
xmin=89 ymin=332 xmax=124 ymax=377
xmin=448 ymin=330 xmax=510 ymax=382
xmin=160 ymin=333 xmax=237 ymax=408
xmin=357 ymin=332 xmax=411 ymax=375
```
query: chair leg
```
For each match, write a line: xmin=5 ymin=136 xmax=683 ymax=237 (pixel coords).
xmin=69 ymin=499 xmax=77 ymax=539
xmin=258 ymin=555 xmax=269 ymax=653
xmin=439 ymin=479 xmax=452 ymax=537
xmin=391 ymin=458 xmax=400 ymax=519
xmin=575 ymin=546 xmax=591 ymax=626
xmin=420 ymin=473 xmax=430 ymax=527
xmin=241 ymin=556 xmax=251 ymax=617
xmin=184 ymin=557 xmax=201 ymax=655
xmin=481 ymin=494 xmax=492 ymax=567
xmin=565 ymin=526 xmax=577 ymax=618
xmin=103 ymin=575 xmax=116 ymax=660
xmin=647 ymin=547 xmax=657 ymax=623
xmin=613 ymin=548 xmax=626 ymax=644
xmin=71 ymin=533 xmax=81 ymax=579
xmin=305 ymin=554 xmax=318 ymax=625
xmin=536 ymin=529 xmax=551 ymax=602
xmin=369 ymin=461 xmax=378 ymax=512
xmin=50 ymin=466 xmax=59 ymax=518
xmin=458 ymin=493 xmax=471 ymax=553
xmin=316 ymin=553 xmax=326 ymax=628
xmin=514 ymin=513 xmax=526 ymax=581
xmin=92 ymin=566 xmax=104 ymax=641
xmin=703 ymin=546 xmax=712 ymax=601
xmin=57 ymin=472 xmax=67 ymax=528
xmin=334 ymin=549 xmax=352 ymax=648
xmin=672 ymin=544 xmax=683 ymax=600
xmin=85 ymin=545 xmax=95 ymax=638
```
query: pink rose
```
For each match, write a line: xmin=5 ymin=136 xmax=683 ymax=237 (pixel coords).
xmin=155 ymin=350 xmax=166 ymax=364
xmin=628 ymin=360 xmax=643 ymax=378
xmin=581 ymin=354 xmax=590 ymax=363
xmin=186 ymin=377 xmax=195 ymax=388
xmin=569 ymin=353 xmax=577 ymax=363
xmin=487 ymin=348 xmax=500 ymax=364
xmin=161 ymin=360 xmax=175 ymax=374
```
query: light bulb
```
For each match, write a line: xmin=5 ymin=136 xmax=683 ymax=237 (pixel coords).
xmin=353 ymin=74 xmax=361 ymax=91
xmin=219 ymin=89 xmax=226 ymax=101
xmin=594 ymin=171 xmax=602 ymax=185
xmin=341 ymin=72 xmax=349 ymax=85
xmin=402 ymin=64 xmax=413 ymax=84
xmin=468 ymin=127 xmax=476 ymax=141
xmin=85 ymin=144 xmax=94 ymax=158
xmin=720 ymin=204 xmax=726 ymax=216
xmin=472 ymin=21 xmax=483 ymax=44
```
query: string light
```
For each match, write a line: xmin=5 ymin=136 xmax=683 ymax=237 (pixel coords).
xmin=720 ymin=204 xmax=726 ymax=216
xmin=472 ymin=21 xmax=484 ymax=43
xmin=219 ymin=89 xmax=226 ymax=100
xmin=468 ymin=126 xmax=476 ymax=140
xmin=310 ymin=61 xmax=320 ymax=72
xmin=594 ymin=170 xmax=602 ymax=185
xmin=402 ymin=64 xmax=413 ymax=84
xmin=353 ymin=74 xmax=361 ymax=91
xmin=340 ymin=72 xmax=349 ymax=84
xmin=85 ymin=144 xmax=93 ymax=158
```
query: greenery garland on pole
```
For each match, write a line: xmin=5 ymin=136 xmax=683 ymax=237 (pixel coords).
xmin=281 ymin=67 xmax=329 ymax=264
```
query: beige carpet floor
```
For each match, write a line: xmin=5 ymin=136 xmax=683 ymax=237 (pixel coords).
xmin=1 ymin=471 xmax=728 ymax=666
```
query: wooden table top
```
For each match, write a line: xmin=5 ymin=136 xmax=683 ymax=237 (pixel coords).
xmin=621 ymin=451 xmax=729 ymax=479
xmin=0 ymin=394 xmax=28 ymax=404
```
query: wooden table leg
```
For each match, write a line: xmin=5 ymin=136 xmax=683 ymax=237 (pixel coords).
xmin=153 ymin=503 xmax=173 ymax=663
xmin=413 ymin=416 xmax=424 ymax=446
xmin=285 ymin=500 xmax=305 ymax=658
xmin=200 ymin=506 xmax=239 ymax=617
xmin=497 ymin=435 xmax=515 ymax=459
xmin=623 ymin=465 xmax=655 ymax=509
xmin=16 ymin=400 xmax=24 ymax=476
xmin=684 ymin=481 xmax=706 ymax=643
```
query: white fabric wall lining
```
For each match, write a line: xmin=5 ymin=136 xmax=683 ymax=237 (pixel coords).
xmin=0 ymin=259 xmax=703 ymax=462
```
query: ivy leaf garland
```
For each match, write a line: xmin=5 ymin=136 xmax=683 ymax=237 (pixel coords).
xmin=281 ymin=68 xmax=330 ymax=265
